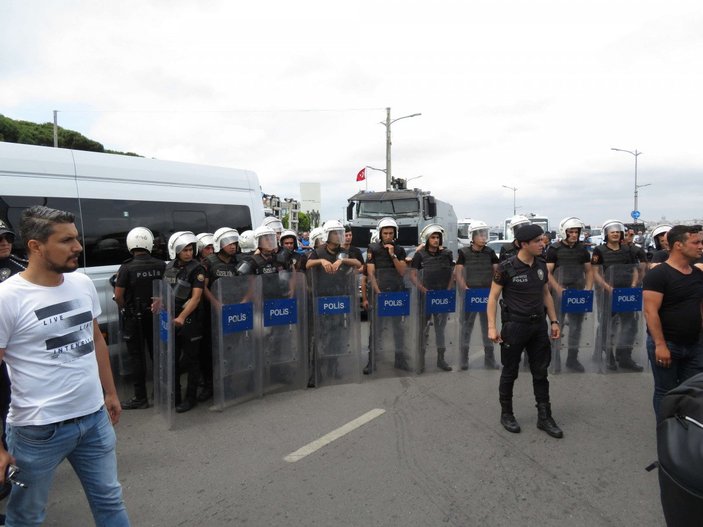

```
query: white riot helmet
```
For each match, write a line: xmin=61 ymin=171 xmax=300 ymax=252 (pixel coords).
xmin=168 ymin=231 xmax=197 ymax=260
xmin=651 ymin=224 xmax=673 ymax=250
xmin=602 ymin=219 xmax=626 ymax=239
xmin=238 ymin=230 xmax=256 ymax=254
xmin=322 ymin=219 xmax=345 ymax=245
xmin=509 ymin=215 xmax=531 ymax=235
xmin=213 ymin=227 xmax=239 ymax=253
xmin=196 ymin=233 xmax=215 ymax=255
xmin=468 ymin=220 xmax=489 ymax=240
xmin=254 ymin=225 xmax=277 ymax=251
xmin=280 ymin=229 xmax=299 ymax=250
xmin=262 ymin=216 xmax=284 ymax=235
xmin=126 ymin=226 xmax=154 ymax=253
xmin=377 ymin=217 xmax=398 ymax=240
xmin=558 ymin=216 xmax=586 ymax=240
xmin=310 ymin=227 xmax=325 ymax=247
xmin=419 ymin=223 xmax=444 ymax=245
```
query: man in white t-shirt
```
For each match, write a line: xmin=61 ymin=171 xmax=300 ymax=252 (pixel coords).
xmin=0 ymin=206 xmax=130 ymax=526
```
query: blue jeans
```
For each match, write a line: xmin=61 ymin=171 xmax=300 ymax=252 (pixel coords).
xmin=6 ymin=406 xmax=130 ymax=527
xmin=646 ymin=335 xmax=703 ymax=422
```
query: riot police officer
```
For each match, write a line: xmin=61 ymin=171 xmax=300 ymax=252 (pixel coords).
xmin=411 ymin=224 xmax=454 ymax=372
xmin=455 ymin=220 xmax=499 ymax=370
xmin=366 ymin=217 xmax=408 ymax=372
xmin=280 ymin=229 xmax=304 ymax=271
xmin=196 ymin=232 xmax=215 ymax=261
xmin=164 ymin=231 xmax=205 ymax=413
xmin=487 ymin=224 xmax=564 ymax=438
xmin=649 ymin=224 xmax=673 ymax=268
xmin=591 ymin=219 xmax=645 ymax=371
xmin=500 ymin=215 xmax=531 ymax=262
xmin=114 ymin=227 xmax=166 ymax=409
xmin=545 ymin=216 xmax=593 ymax=372
xmin=200 ymin=227 xmax=240 ymax=402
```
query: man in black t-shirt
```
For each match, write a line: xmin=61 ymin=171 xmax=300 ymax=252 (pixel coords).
xmin=643 ymin=225 xmax=703 ymax=422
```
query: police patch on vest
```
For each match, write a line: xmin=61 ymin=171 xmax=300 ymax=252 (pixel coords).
xmin=197 ymin=273 xmax=205 ymax=282
xmin=537 ymin=269 xmax=544 ymax=281
xmin=0 ymin=268 xmax=10 ymax=282
xmin=591 ymin=254 xmax=600 ymax=264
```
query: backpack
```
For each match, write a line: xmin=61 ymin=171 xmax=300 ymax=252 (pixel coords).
xmin=647 ymin=372 xmax=703 ymax=526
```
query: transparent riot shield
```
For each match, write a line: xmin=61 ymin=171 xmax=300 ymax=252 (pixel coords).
xmin=457 ymin=264 xmax=499 ymax=370
xmin=549 ymin=265 xmax=596 ymax=374
xmin=211 ymin=275 xmax=262 ymax=410
xmin=368 ymin=268 xmax=420 ymax=376
xmin=594 ymin=263 xmax=647 ymax=373
xmin=152 ymin=279 xmax=175 ymax=429
xmin=417 ymin=267 xmax=459 ymax=373
xmin=102 ymin=280 xmax=132 ymax=402
xmin=310 ymin=265 xmax=362 ymax=387
xmin=261 ymin=271 xmax=307 ymax=395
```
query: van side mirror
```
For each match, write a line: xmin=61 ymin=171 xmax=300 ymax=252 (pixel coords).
xmin=346 ymin=202 xmax=354 ymax=221
xmin=423 ymin=196 xmax=437 ymax=219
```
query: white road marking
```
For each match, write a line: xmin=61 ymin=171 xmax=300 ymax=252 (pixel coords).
xmin=284 ymin=408 xmax=386 ymax=463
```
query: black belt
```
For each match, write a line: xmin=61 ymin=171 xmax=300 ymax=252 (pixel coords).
xmin=58 ymin=406 xmax=103 ymax=426
xmin=504 ymin=312 xmax=545 ymax=324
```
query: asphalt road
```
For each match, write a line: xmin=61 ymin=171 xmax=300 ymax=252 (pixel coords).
xmin=19 ymin=361 xmax=664 ymax=527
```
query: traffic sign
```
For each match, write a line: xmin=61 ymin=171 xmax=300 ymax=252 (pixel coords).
xmin=631 ymin=210 xmax=640 ymax=220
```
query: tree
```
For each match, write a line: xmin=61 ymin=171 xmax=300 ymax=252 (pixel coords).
xmin=282 ymin=211 xmax=310 ymax=232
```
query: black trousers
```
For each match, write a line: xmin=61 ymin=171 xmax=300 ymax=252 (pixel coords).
xmin=175 ymin=320 xmax=202 ymax=401
xmin=123 ymin=314 xmax=154 ymax=400
xmin=461 ymin=311 xmax=493 ymax=352
xmin=499 ymin=320 xmax=551 ymax=405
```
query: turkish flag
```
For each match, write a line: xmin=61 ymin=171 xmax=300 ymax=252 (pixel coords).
xmin=356 ymin=168 xmax=366 ymax=182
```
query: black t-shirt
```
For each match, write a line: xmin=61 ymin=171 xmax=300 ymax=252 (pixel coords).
xmin=308 ymin=246 xmax=356 ymax=295
xmin=651 ymin=249 xmax=669 ymax=263
xmin=499 ymin=242 xmax=519 ymax=262
xmin=643 ymin=264 xmax=703 ymax=344
xmin=344 ymin=245 xmax=365 ymax=267
xmin=366 ymin=242 xmax=407 ymax=291
xmin=494 ymin=256 xmax=548 ymax=316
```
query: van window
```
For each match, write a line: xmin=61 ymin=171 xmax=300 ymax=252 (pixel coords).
xmin=1 ymin=197 xmax=252 ymax=266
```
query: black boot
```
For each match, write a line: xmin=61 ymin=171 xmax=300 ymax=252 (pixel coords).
xmin=176 ymin=386 xmax=198 ymax=413
xmin=437 ymin=348 xmax=452 ymax=371
xmin=484 ymin=348 xmax=499 ymax=369
xmin=606 ymin=350 xmax=618 ymax=371
xmin=121 ymin=397 xmax=149 ymax=410
xmin=617 ymin=349 xmax=644 ymax=372
xmin=460 ymin=349 xmax=469 ymax=371
xmin=500 ymin=401 xmax=521 ymax=433
xmin=565 ymin=349 xmax=585 ymax=373
xmin=536 ymin=402 xmax=563 ymax=438
xmin=197 ymin=382 xmax=213 ymax=402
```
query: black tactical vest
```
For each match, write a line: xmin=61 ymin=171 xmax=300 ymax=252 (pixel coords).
xmin=550 ymin=242 xmax=588 ymax=287
xmin=121 ymin=255 xmax=165 ymax=312
xmin=459 ymin=247 xmax=494 ymax=288
xmin=164 ymin=259 xmax=201 ymax=310
xmin=415 ymin=248 xmax=453 ymax=290
xmin=205 ymin=252 xmax=238 ymax=284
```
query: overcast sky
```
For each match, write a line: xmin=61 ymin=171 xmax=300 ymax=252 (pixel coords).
xmin=2 ymin=0 xmax=702 ymax=228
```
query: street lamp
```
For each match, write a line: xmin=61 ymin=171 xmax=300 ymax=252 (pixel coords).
xmin=502 ymin=185 xmax=518 ymax=216
xmin=381 ymin=107 xmax=421 ymax=191
xmin=611 ymin=148 xmax=651 ymax=223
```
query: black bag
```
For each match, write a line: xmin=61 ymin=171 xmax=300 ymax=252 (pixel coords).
xmin=651 ymin=372 xmax=703 ymax=526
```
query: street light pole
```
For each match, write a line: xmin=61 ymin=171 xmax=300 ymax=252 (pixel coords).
xmin=611 ymin=148 xmax=649 ymax=223
xmin=382 ymin=107 xmax=421 ymax=191
xmin=502 ymin=185 xmax=518 ymax=216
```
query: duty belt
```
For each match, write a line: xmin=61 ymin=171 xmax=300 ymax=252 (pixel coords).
xmin=503 ymin=312 xmax=545 ymax=324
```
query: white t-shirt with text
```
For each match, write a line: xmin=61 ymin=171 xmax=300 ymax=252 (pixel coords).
xmin=0 ymin=272 xmax=104 ymax=426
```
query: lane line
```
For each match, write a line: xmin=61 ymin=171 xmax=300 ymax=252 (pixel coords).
xmin=284 ymin=408 xmax=386 ymax=463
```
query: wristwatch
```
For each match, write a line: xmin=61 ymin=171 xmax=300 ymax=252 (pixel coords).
xmin=392 ymin=254 xmax=398 ymax=259
xmin=550 ymin=320 xmax=559 ymax=325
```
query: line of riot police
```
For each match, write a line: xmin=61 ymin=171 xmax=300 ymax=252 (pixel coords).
xmin=111 ymin=213 xmax=665 ymax=430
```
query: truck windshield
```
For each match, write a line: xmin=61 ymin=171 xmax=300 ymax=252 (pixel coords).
xmin=358 ymin=199 xmax=419 ymax=217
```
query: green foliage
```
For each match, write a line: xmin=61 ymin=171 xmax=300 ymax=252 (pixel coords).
xmin=282 ymin=211 xmax=310 ymax=232
xmin=0 ymin=114 xmax=140 ymax=156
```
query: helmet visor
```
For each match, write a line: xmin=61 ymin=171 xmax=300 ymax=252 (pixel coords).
xmin=471 ymin=229 xmax=488 ymax=240
xmin=219 ymin=234 xmax=239 ymax=247
xmin=327 ymin=228 xmax=344 ymax=244
xmin=258 ymin=233 xmax=277 ymax=251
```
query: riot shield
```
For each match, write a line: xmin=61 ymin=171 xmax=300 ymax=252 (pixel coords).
xmin=152 ymin=279 xmax=175 ymax=429
xmin=310 ymin=265 xmax=362 ymax=387
xmin=549 ymin=265 xmax=596 ymax=374
xmin=368 ymin=268 xmax=420 ymax=376
xmin=260 ymin=271 xmax=307 ymax=395
xmin=594 ymin=263 xmax=647 ymax=373
xmin=211 ymin=275 xmax=262 ymax=410
xmin=417 ymin=268 xmax=459 ymax=373
xmin=103 ymin=282 xmax=132 ymax=402
xmin=457 ymin=264 xmax=499 ymax=370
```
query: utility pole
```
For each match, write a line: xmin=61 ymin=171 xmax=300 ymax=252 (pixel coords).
xmin=381 ymin=107 xmax=421 ymax=191
xmin=53 ymin=110 xmax=59 ymax=148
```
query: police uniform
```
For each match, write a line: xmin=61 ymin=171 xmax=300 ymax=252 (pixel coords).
xmin=115 ymin=253 xmax=165 ymax=407
xmin=457 ymin=244 xmax=499 ymax=369
xmin=545 ymin=240 xmax=591 ymax=372
xmin=591 ymin=243 xmax=644 ymax=371
xmin=492 ymin=224 xmax=563 ymax=438
xmin=0 ymin=222 xmax=26 ymax=458
xmin=499 ymin=241 xmax=520 ymax=262
xmin=411 ymin=245 xmax=454 ymax=372
xmin=366 ymin=241 xmax=408 ymax=370
xmin=163 ymin=258 xmax=205 ymax=408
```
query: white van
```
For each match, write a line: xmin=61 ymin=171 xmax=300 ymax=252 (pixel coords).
xmin=0 ymin=142 xmax=265 ymax=341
